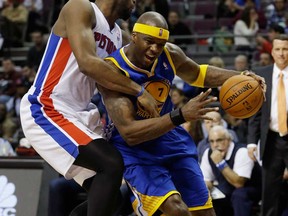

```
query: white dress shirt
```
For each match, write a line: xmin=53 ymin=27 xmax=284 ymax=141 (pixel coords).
xmin=270 ymin=64 xmax=288 ymax=133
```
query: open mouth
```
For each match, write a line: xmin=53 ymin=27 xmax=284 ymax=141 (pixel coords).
xmin=145 ymin=55 xmax=154 ymax=61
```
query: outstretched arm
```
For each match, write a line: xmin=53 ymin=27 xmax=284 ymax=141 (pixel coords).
xmin=166 ymin=43 xmax=265 ymax=90
xmin=99 ymin=85 xmax=218 ymax=145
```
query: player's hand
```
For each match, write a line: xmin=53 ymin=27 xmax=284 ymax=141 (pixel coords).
xmin=137 ymin=90 xmax=159 ymax=118
xmin=242 ymin=70 xmax=266 ymax=101
xmin=247 ymin=146 xmax=257 ymax=161
xmin=181 ymin=88 xmax=219 ymax=121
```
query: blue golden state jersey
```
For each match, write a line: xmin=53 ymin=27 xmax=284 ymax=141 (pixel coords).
xmin=105 ymin=46 xmax=198 ymax=165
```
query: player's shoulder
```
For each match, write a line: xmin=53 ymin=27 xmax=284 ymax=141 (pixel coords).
xmin=165 ymin=42 xmax=181 ymax=53
xmin=62 ymin=0 xmax=94 ymax=16
xmin=165 ymin=42 xmax=186 ymax=59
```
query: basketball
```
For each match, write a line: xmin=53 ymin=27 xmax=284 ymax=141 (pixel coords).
xmin=219 ymin=75 xmax=264 ymax=119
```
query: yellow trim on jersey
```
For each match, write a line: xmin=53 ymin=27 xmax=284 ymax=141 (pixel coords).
xmin=132 ymin=190 xmax=180 ymax=216
xmin=188 ymin=195 xmax=213 ymax=211
xmin=133 ymin=23 xmax=169 ymax=40
xmin=104 ymin=57 xmax=130 ymax=77
xmin=191 ymin=64 xmax=208 ymax=88
xmin=163 ymin=47 xmax=176 ymax=75
xmin=119 ymin=47 xmax=157 ymax=77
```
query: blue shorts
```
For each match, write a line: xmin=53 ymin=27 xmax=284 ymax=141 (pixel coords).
xmin=124 ymin=156 xmax=213 ymax=215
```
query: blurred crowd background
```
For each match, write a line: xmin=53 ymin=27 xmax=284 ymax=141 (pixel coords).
xmin=0 ymin=0 xmax=287 ymax=215
xmin=0 ymin=0 xmax=286 ymax=156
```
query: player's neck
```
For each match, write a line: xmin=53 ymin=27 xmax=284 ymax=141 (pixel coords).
xmin=95 ymin=1 xmax=117 ymax=28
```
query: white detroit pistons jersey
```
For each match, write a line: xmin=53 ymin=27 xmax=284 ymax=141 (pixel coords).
xmin=20 ymin=2 xmax=122 ymax=185
xmin=33 ymin=3 xmax=122 ymax=111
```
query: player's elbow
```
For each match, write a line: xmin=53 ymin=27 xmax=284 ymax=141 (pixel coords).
xmin=78 ymin=58 xmax=90 ymax=75
xmin=78 ymin=57 xmax=97 ymax=75
xmin=120 ymin=130 xmax=141 ymax=146
xmin=122 ymin=134 xmax=141 ymax=146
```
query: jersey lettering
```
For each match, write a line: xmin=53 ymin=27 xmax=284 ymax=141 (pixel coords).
xmin=94 ymin=32 xmax=117 ymax=54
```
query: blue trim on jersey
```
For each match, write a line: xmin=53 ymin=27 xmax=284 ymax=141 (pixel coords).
xmin=28 ymin=94 xmax=78 ymax=158
xmin=34 ymin=33 xmax=60 ymax=89
xmin=28 ymin=32 xmax=78 ymax=158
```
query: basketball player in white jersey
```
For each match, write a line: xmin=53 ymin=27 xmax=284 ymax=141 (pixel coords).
xmin=20 ymin=0 xmax=159 ymax=215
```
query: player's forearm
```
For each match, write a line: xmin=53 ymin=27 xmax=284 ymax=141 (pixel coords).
xmin=119 ymin=115 xmax=175 ymax=145
xmin=80 ymin=57 xmax=141 ymax=96
xmin=204 ymin=66 xmax=241 ymax=88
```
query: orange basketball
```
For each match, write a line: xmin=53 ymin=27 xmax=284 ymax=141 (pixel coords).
xmin=219 ymin=75 xmax=264 ymax=119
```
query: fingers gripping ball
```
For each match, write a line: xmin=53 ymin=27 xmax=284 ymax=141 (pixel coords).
xmin=219 ymin=75 xmax=264 ymax=119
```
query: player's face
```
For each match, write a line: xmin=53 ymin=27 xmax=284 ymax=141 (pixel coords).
xmin=133 ymin=33 xmax=167 ymax=68
xmin=117 ymin=0 xmax=136 ymax=20
xmin=272 ymin=39 xmax=288 ymax=70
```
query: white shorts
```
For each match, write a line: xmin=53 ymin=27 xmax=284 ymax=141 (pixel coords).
xmin=20 ymin=90 xmax=103 ymax=185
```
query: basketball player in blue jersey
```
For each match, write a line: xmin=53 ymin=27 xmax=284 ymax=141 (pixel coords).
xmin=99 ymin=12 xmax=266 ymax=216
xmin=20 ymin=1 xmax=160 ymax=216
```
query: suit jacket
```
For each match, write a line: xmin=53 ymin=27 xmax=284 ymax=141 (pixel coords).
xmin=247 ymin=65 xmax=273 ymax=159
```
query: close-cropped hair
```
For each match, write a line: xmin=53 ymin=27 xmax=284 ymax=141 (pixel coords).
xmin=274 ymin=34 xmax=288 ymax=41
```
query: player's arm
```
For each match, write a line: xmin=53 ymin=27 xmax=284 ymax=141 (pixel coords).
xmin=99 ymin=81 xmax=218 ymax=145
xmin=166 ymin=43 xmax=241 ymax=88
xmin=55 ymin=0 xmax=158 ymax=117
xmin=99 ymin=86 xmax=174 ymax=145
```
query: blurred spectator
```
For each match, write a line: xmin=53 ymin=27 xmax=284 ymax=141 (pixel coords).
xmin=256 ymin=23 xmax=285 ymax=55
xmin=0 ymin=0 xmax=8 ymax=10
xmin=170 ymin=87 xmax=187 ymax=109
xmin=0 ymin=137 xmax=16 ymax=156
xmin=6 ymin=83 xmax=28 ymax=118
xmin=26 ymin=29 xmax=46 ymax=71
xmin=0 ymin=58 xmax=22 ymax=104
xmin=211 ymin=26 xmax=234 ymax=53
xmin=223 ymin=114 xmax=248 ymax=144
xmin=48 ymin=177 xmax=86 ymax=216
xmin=0 ymin=103 xmax=17 ymax=143
xmin=20 ymin=65 xmax=35 ymax=88
xmin=0 ymin=0 xmax=28 ymax=46
xmin=217 ymin=0 xmax=239 ymax=19
xmin=23 ymin=0 xmax=46 ymax=41
xmin=234 ymin=54 xmax=249 ymax=71
xmin=206 ymin=56 xmax=226 ymax=98
xmin=200 ymin=125 xmax=260 ymax=216
xmin=266 ymin=0 xmax=287 ymax=28
xmin=167 ymin=11 xmax=192 ymax=46
xmin=197 ymin=111 xmax=239 ymax=163
xmin=233 ymin=6 xmax=259 ymax=51
xmin=209 ymin=56 xmax=225 ymax=69
xmin=234 ymin=0 xmax=260 ymax=10
xmin=253 ymin=52 xmax=273 ymax=67
xmin=142 ymin=0 xmax=169 ymax=21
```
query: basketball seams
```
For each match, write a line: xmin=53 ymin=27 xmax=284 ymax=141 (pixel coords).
xmin=220 ymin=78 xmax=258 ymax=103
xmin=222 ymin=82 xmax=260 ymax=110
xmin=224 ymin=85 xmax=263 ymax=118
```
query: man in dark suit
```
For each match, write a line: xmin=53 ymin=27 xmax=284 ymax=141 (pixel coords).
xmin=247 ymin=34 xmax=288 ymax=216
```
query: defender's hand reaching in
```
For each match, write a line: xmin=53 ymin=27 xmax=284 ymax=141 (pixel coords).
xmin=137 ymin=90 xmax=160 ymax=118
